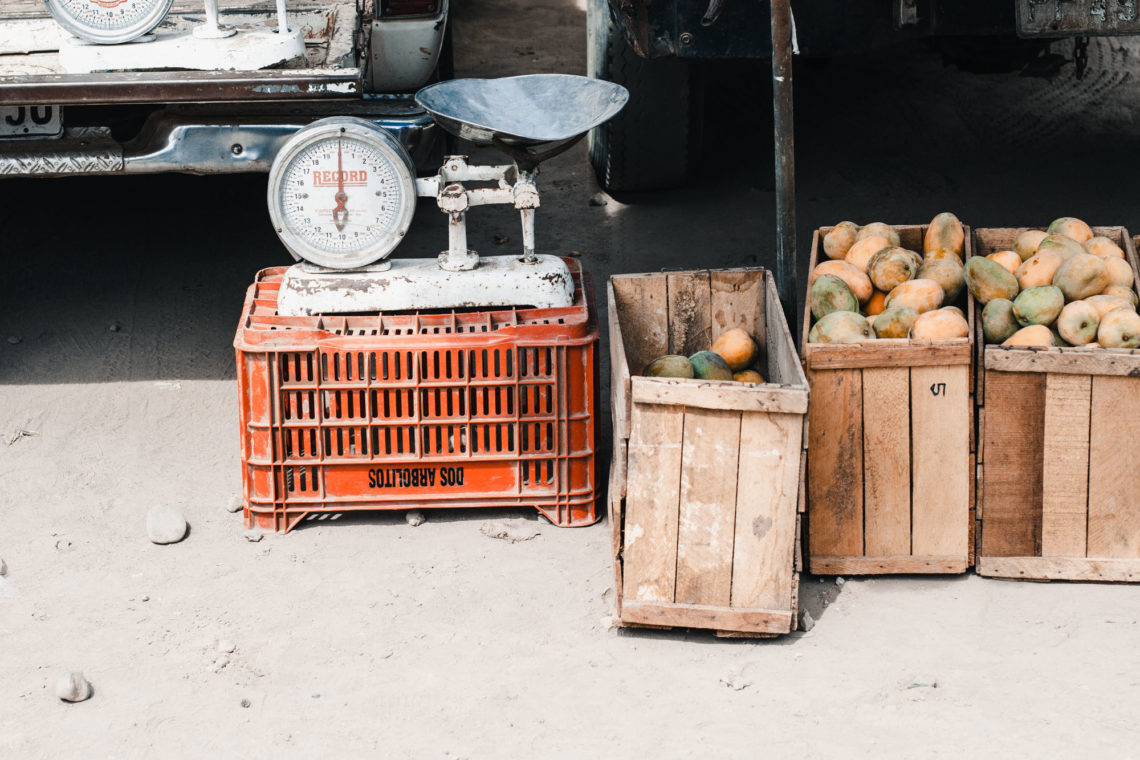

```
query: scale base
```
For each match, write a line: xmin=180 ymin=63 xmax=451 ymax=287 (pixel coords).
xmin=277 ymin=255 xmax=575 ymax=317
xmin=59 ymin=25 xmax=305 ymax=74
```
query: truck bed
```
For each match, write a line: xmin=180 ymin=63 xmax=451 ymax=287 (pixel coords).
xmin=0 ymin=1 xmax=361 ymax=105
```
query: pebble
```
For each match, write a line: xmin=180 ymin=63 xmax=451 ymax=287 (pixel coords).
xmin=479 ymin=518 xmax=540 ymax=543
xmin=588 ymin=192 xmax=608 ymax=207
xmin=405 ymin=510 xmax=426 ymax=527
xmin=147 ymin=505 xmax=188 ymax=545
xmin=217 ymin=640 xmax=236 ymax=654
xmin=836 ymin=576 xmax=846 ymax=586
xmin=0 ymin=557 xmax=6 ymax=576
xmin=240 ymin=698 xmax=251 ymax=708
xmin=799 ymin=609 xmax=816 ymax=632
xmin=225 ymin=495 xmax=243 ymax=513
xmin=6 ymin=336 xmax=20 ymax=345
xmin=55 ymin=671 xmax=92 ymax=703
xmin=719 ymin=673 xmax=752 ymax=691
xmin=141 ymin=595 xmax=149 ymax=602
xmin=54 ymin=539 xmax=72 ymax=552
xmin=242 ymin=529 xmax=263 ymax=543
xmin=906 ymin=677 xmax=939 ymax=690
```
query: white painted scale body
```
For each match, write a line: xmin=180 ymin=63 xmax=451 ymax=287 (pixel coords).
xmin=46 ymin=0 xmax=175 ymax=44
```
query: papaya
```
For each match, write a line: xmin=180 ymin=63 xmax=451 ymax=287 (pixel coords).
xmin=1053 ymin=253 xmax=1109 ymax=301
xmin=940 ymin=305 xmax=966 ymax=319
xmin=1097 ymin=308 xmax=1140 ymax=348
xmin=1102 ymin=285 xmax=1139 ymax=307
xmin=924 ymin=212 xmax=965 ymax=258
xmin=1013 ymin=230 xmax=1049 ymax=261
xmin=1084 ymin=294 xmax=1134 ymax=319
xmin=885 ymin=279 xmax=945 ymax=313
xmin=864 ymin=289 xmax=888 ymax=316
xmin=867 ymin=246 xmax=920 ymax=292
xmin=733 ymin=370 xmax=765 ymax=384
xmin=964 ymin=256 xmax=1019 ymax=304
xmin=1047 ymin=216 xmax=1094 ymax=243
xmin=872 ymin=306 xmax=919 ymax=339
xmin=823 ymin=221 xmax=860 ymax=260
xmin=689 ymin=351 xmax=734 ymax=380
xmin=808 ymin=311 xmax=874 ymax=344
xmin=1012 ymin=285 xmax=1064 ymax=327
xmin=1102 ymin=256 xmax=1135 ymax=289
xmin=644 ymin=355 xmax=694 ymax=379
xmin=1016 ymin=250 xmax=1064 ymax=290
xmin=924 ymin=248 xmax=962 ymax=263
xmin=710 ymin=328 xmax=758 ymax=371
xmin=1085 ymin=236 xmax=1125 ymax=259
xmin=910 ymin=308 xmax=969 ymax=340
xmin=811 ymin=260 xmax=874 ymax=303
xmin=1036 ymin=235 xmax=1086 ymax=261
xmin=857 ymin=222 xmax=900 ymax=247
xmin=1051 ymin=327 xmax=1070 ymax=347
xmin=982 ymin=298 xmax=1020 ymax=344
xmin=845 ymin=235 xmax=891 ymax=273
xmin=987 ymin=250 xmax=1022 ymax=274
xmin=1055 ymin=301 xmax=1100 ymax=346
xmin=1002 ymin=325 xmax=1053 ymax=347
xmin=916 ymin=258 xmax=965 ymax=304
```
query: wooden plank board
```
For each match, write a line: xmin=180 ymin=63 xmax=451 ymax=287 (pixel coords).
xmin=710 ymin=270 xmax=766 ymax=373
xmin=978 ymin=556 xmax=1140 ymax=582
xmin=765 ymin=274 xmax=807 ymax=387
xmin=911 ymin=364 xmax=971 ymax=558
xmin=1040 ymin=373 xmax=1092 ymax=558
xmin=1087 ymin=375 xmax=1140 ymax=558
xmin=806 ymin=369 xmax=864 ymax=558
xmin=980 ymin=371 xmax=1046 ymax=557
xmin=611 ymin=275 xmax=668 ymax=383
xmin=810 ymin=557 xmax=969 ymax=575
xmin=730 ymin=411 xmax=802 ymax=611
xmin=666 ymin=272 xmax=712 ymax=357
xmin=622 ymin=403 xmax=685 ymax=603
xmin=806 ymin=341 xmax=972 ymax=370
xmin=984 ymin=347 xmax=1140 ymax=377
xmin=674 ymin=408 xmax=741 ymax=606
xmin=620 ymin=600 xmax=793 ymax=634
xmin=861 ymin=367 xmax=912 ymax=557
xmin=606 ymin=282 xmax=633 ymax=442
xmin=630 ymin=376 xmax=807 ymax=415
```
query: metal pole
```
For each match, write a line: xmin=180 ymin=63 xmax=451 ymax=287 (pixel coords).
xmin=770 ymin=0 xmax=797 ymax=332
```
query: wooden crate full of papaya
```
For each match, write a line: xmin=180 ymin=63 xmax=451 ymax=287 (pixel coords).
xmin=608 ymin=268 xmax=808 ymax=636
xmin=802 ymin=214 xmax=975 ymax=576
xmin=972 ymin=221 xmax=1140 ymax=582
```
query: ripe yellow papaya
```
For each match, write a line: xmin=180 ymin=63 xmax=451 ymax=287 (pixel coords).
xmin=1014 ymin=230 xmax=1049 ymax=261
xmin=964 ymin=256 xmax=1019 ymax=304
xmin=857 ymin=222 xmax=900 ymax=247
xmin=867 ymin=246 xmax=920 ymax=293
xmin=1047 ymin=216 xmax=1094 ymax=243
xmin=1016 ymin=250 xmax=1064 ymax=290
xmin=1052 ymin=253 xmax=1109 ymax=301
xmin=1098 ymin=309 xmax=1140 ymax=348
xmin=910 ymin=308 xmax=969 ymax=340
xmin=710 ymin=328 xmax=759 ymax=371
xmin=987 ymin=250 xmax=1022 ymax=274
xmin=845 ymin=235 xmax=890 ymax=273
xmin=1055 ymin=301 xmax=1100 ymax=346
xmin=884 ymin=279 xmax=945 ymax=313
xmin=1002 ymin=325 xmax=1053 ymax=347
xmin=924 ymin=212 xmax=965 ymax=258
xmin=808 ymin=311 xmax=874 ymax=343
xmin=1084 ymin=236 xmax=1125 ymax=259
xmin=823 ymin=221 xmax=860 ymax=260
xmin=811 ymin=260 xmax=873 ymax=303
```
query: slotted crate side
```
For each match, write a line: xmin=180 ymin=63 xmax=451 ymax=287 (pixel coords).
xmin=802 ymin=224 xmax=974 ymax=575
xmin=608 ymin=268 xmax=808 ymax=635
xmin=974 ymin=227 xmax=1140 ymax=581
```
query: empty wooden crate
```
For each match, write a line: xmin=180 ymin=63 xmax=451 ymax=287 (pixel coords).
xmin=975 ymin=226 xmax=1140 ymax=582
xmin=608 ymin=268 xmax=808 ymax=635
xmin=802 ymin=223 xmax=975 ymax=575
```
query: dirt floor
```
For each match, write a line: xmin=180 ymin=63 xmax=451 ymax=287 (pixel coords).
xmin=5 ymin=1 xmax=1140 ymax=757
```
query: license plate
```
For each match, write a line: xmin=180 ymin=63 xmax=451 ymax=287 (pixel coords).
xmin=1017 ymin=0 xmax=1140 ymax=36
xmin=0 ymin=105 xmax=62 ymax=138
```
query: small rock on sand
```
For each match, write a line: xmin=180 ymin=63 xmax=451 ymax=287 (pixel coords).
xmin=799 ymin=609 xmax=815 ymax=632
xmin=55 ymin=671 xmax=92 ymax=702
xmin=405 ymin=511 xmax=426 ymax=527
xmin=588 ymin=193 xmax=608 ymax=207
xmin=147 ymin=505 xmax=187 ymax=545
xmin=479 ymin=518 xmax=540 ymax=543
xmin=242 ymin=529 xmax=263 ymax=543
xmin=217 ymin=640 xmax=236 ymax=654
xmin=0 ymin=557 xmax=6 ymax=576
xmin=225 ymin=495 xmax=243 ymax=513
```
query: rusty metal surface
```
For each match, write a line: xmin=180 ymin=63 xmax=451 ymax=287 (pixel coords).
xmin=1016 ymin=0 xmax=1140 ymax=37
xmin=0 ymin=69 xmax=361 ymax=107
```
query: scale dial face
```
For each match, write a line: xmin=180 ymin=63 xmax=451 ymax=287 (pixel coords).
xmin=268 ymin=117 xmax=418 ymax=270
xmin=46 ymin=0 xmax=175 ymax=45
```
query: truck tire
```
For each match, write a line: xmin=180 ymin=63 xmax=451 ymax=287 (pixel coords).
xmin=586 ymin=0 xmax=702 ymax=193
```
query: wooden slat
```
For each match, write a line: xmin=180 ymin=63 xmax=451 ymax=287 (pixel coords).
xmin=806 ymin=341 xmax=971 ymax=370
xmin=765 ymin=274 xmax=807 ymax=387
xmin=807 ymin=369 xmax=864 ymax=558
xmin=1040 ymin=374 xmax=1092 ymax=558
xmin=980 ymin=371 xmax=1045 ymax=557
xmin=622 ymin=403 xmax=684 ymax=603
xmin=666 ymin=272 xmax=712 ymax=356
xmin=978 ymin=556 xmax=1140 ymax=582
xmin=610 ymin=275 xmax=668 ymax=383
xmin=911 ymin=364 xmax=971 ymax=558
xmin=810 ymin=557 xmax=968 ymax=575
xmin=861 ymin=367 xmax=912 ymax=557
xmin=730 ymin=411 xmax=802 ymax=611
xmin=620 ymin=600 xmax=793 ymax=634
xmin=630 ymin=376 xmax=807 ymax=415
xmin=710 ymin=270 xmax=767 ymax=373
xmin=984 ymin=347 xmax=1140 ymax=377
xmin=1087 ymin=376 xmax=1140 ymax=558
xmin=969 ymin=452 xmax=977 ymax=567
xmin=674 ymin=408 xmax=740 ymax=606
xmin=606 ymin=282 xmax=633 ymax=442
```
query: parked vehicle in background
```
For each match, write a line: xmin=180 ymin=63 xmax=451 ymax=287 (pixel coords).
xmin=0 ymin=0 xmax=450 ymax=178
xmin=587 ymin=0 xmax=1140 ymax=193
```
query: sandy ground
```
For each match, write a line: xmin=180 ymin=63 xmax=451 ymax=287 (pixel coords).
xmin=5 ymin=1 xmax=1140 ymax=757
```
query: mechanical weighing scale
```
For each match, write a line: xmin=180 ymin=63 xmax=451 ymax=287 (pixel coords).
xmin=267 ymin=73 xmax=629 ymax=317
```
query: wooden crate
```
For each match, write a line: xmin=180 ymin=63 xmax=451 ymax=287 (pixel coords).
xmin=608 ymin=268 xmax=809 ymax=636
xmin=802 ymin=224 xmax=975 ymax=575
xmin=974 ymin=226 xmax=1140 ymax=582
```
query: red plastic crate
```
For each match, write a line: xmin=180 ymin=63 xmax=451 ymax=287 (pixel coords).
xmin=234 ymin=259 xmax=599 ymax=533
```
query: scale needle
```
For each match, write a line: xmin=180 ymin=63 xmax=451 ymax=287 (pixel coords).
xmin=333 ymin=136 xmax=349 ymax=232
